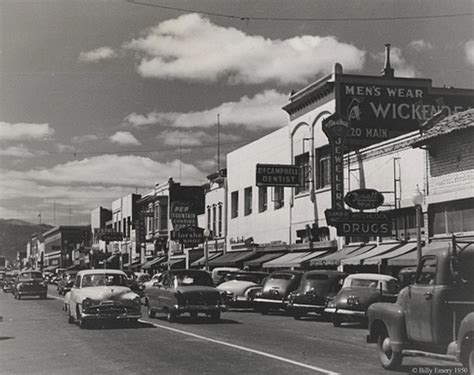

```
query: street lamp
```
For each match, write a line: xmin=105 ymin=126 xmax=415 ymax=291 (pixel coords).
xmin=203 ymin=228 xmax=211 ymax=272
xmin=412 ymin=185 xmax=424 ymax=266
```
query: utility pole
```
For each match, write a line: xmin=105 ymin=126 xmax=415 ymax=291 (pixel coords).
xmin=217 ymin=113 xmax=221 ymax=172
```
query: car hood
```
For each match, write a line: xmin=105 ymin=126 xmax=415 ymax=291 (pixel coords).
xmin=77 ymin=286 xmax=134 ymax=300
xmin=218 ymin=280 xmax=258 ymax=294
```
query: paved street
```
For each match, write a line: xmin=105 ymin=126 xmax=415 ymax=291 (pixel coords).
xmin=0 ymin=286 xmax=457 ymax=375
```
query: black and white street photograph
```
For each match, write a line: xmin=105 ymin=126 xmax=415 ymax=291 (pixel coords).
xmin=1 ymin=1 xmax=473 ymax=374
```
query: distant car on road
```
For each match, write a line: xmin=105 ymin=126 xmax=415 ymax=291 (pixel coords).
xmin=57 ymin=271 xmax=78 ymax=296
xmin=146 ymin=269 xmax=228 ymax=322
xmin=63 ymin=269 xmax=142 ymax=329
xmin=2 ymin=272 xmax=17 ymax=293
xmin=325 ymin=273 xmax=399 ymax=327
xmin=287 ymin=270 xmax=347 ymax=319
xmin=13 ymin=270 xmax=47 ymax=299
xmin=253 ymin=270 xmax=303 ymax=314
xmin=218 ymin=271 xmax=268 ymax=307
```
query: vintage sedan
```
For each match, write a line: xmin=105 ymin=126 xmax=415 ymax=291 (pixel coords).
xmin=325 ymin=273 xmax=399 ymax=327
xmin=145 ymin=269 xmax=228 ymax=322
xmin=287 ymin=270 xmax=347 ymax=319
xmin=64 ymin=269 xmax=142 ymax=329
xmin=13 ymin=270 xmax=47 ymax=299
xmin=218 ymin=271 xmax=268 ymax=307
xmin=252 ymin=270 xmax=303 ymax=314
xmin=2 ymin=272 xmax=17 ymax=293
xmin=57 ymin=270 xmax=78 ymax=296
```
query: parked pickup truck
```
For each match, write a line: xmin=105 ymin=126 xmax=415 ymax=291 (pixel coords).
xmin=366 ymin=237 xmax=474 ymax=371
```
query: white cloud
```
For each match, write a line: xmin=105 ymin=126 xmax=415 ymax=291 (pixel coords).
xmin=55 ymin=143 xmax=76 ymax=153
xmin=372 ymin=46 xmax=418 ymax=78
xmin=158 ymin=129 xmax=242 ymax=147
xmin=109 ymin=131 xmax=141 ymax=145
xmin=0 ymin=145 xmax=36 ymax=158
xmin=71 ymin=134 xmax=100 ymax=143
xmin=465 ymin=40 xmax=474 ymax=65
xmin=0 ymin=122 xmax=54 ymax=141
xmin=125 ymin=14 xmax=365 ymax=84
xmin=408 ymin=40 xmax=433 ymax=52
xmin=79 ymin=47 xmax=117 ymax=63
xmin=126 ymin=90 xmax=288 ymax=130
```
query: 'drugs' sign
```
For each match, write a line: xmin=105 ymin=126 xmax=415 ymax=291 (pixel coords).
xmin=336 ymin=75 xmax=474 ymax=146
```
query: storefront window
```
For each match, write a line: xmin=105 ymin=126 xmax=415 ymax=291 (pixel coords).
xmin=316 ymin=146 xmax=331 ymax=189
xmin=430 ymin=198 xmax=474 ymax=235
xmin=295 ymin=152 xmax=310 ymax=194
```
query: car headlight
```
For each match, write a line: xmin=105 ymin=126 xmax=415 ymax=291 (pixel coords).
xmin=82 ymin=298 xmax=93 ymax=310
xmin=17 ymin=283 xmax=23 ymax=290
xmin=133 ymin=296 xmax=141 ymax=305
xmin=327 ymin=301 xmax=336 ymax=308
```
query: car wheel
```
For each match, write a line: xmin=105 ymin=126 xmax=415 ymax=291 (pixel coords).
xmin=260 ymin=307 xmax=269 ymax=315
xmin=16 ymin=293 xmax=21 ymax=300
xmin=460 ymin=339 xmax=473 ymax=372
xmin=377 ymin=326 xmax=403 ymax=370
xmin=190 ymin=312 xmax=198 ymax=319
xmin=67 ymin=307 xmax=75 ymax=324
xmin=210 ymin=311 xmax=221 ymax=320
xmin=167 ymin=311 xmax=177 ymax=323
xmin=41 ymin=294 xmax=47 ymax=299
xmin=77 ymin=307 xmax=89 ymax=329
xmin=332 ymin=313 xmax=342 ymax=327
xmin=293 ymin=314 xmax=302 ymax=320
xmin=147 ymin=305 xmax=155 ymax=319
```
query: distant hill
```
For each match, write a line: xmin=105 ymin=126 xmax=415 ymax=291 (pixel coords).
xmin=0 ymin=219 xmax=53 ymax=262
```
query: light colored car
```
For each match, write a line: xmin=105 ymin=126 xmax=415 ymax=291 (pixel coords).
xmin=64 ymin=269 xmax=142 ymax=329
xmin=211 ymin=267 xmax=240 ymax=285
xmin=143 ymin=272 xmax=162 ymax=290
xmin=218 ymin=271 xmax=268 ymax=307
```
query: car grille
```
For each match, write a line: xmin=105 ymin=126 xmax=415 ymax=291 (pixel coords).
xmin=20 ymin=282 xmax=45 ymax=291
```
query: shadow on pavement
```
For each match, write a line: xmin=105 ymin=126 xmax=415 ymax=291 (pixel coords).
xmin=84 ymin=320 xmax=156 ymax=330
xmin=152 ymin=315 xmax=242 ymax=325
xmin=0 ymin=336 xmax=14 ymax=341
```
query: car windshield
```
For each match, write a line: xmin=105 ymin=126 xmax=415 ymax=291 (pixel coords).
xmin=81 ymin=273 xmax=128 ymax=287
xmin=271 ymin=273 xmax=294 ymax=280
xmin=19 ymin=272 xmax=43 ymax=280
xmin=172 ymin=272 xmax=214 ymax=287
xmin=350 ymin=279 xmax=380 ymax=288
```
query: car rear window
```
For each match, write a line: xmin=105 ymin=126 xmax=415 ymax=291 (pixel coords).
xmin=350 ymin=279 xmax=379 ymax=288
xmin=271 ymin=273 xmax=294 ymax=280
xmin=19 ymin=272 xmax=43 ymax=280
xmin=305 ymin=274 xmax=330 ymax=281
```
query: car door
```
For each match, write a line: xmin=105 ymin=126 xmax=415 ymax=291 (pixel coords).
xmin=146 ymin=274 xmax=163 ymax=311
xmin=405 ymin=256 xmax=437 ymax=343
xmin=158 ymin=273 xmax=175 ymax=311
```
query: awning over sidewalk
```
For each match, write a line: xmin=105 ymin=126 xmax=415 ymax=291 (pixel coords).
xmin=191 ymin=252 xmax=222 ymax=267
xmin=387 ymin=241 xmax=451 ymax=267
xmin=141 ymin=256 xmax=166 ymax=269
xmin=162 ymin=258 xmax=185 ymax=268
xmin=262 ymin=251 xmax=326 ymax=268
xmin=123 ymin=259 xmax=142 ymax=268
xmin=310 ymin=244 xmax=375 ymax=267
xmin=364 ymin=242 xmax=417 ymax=265
xmin=341 ymin=243 xmax=402 ymax=266
xmin=106 ymin=254 xmax=118 ymax=263
xmin=208 ymin=251 xmax=257 ymax=267
xmin=243 ymin=252 xmax=284 ymax=268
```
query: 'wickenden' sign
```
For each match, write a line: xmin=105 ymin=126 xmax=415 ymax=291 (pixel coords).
xmin=256 ymin=164 xmax=301 ymax=187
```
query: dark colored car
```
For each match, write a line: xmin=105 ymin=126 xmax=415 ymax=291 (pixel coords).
xmin=287 ymin=270 xmax=347 ymax=319
xmin=13 ymin=270 xmax=48 ymax=299
xmin=145 ymin=269 xmax=228 ymax=322
xmin=57 ymin=271 xmax=78 ymax=295
xmin=252 ymin=270 xmax=304 ymax=314
xmin=2 ymin=272 xmax=17 ymax=293
xmin=325 ymin=273 xmax=399 ymax=327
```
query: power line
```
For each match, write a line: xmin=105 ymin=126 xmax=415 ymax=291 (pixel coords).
xmin=126 ymin=1 xmax=473 ymax=22
xmin=47 ymin=140 xmax=247 ymax=156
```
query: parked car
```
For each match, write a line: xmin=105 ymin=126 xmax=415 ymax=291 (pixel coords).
xmin=146 ymin=269 xmax=228 ymax=322
xmin=57 ymin=271 xmax=78 ymax=295
xmin=63 ymin=269 xmax=142 ymax=329
xmin=217 ymin=271 xmax=268 ymax=307
xmin=252 ymin=270 xmax=304 ymax=314
xmin=13 ymin=270 xmax=48 ymax=299
xmin=123 ymin=270 xmax=146 ymax=297
xmin=2 ymin=272 xmax=17 ymax=293
xmin=287 ymin=270 xmax=347 ymax=319
xmin=325 ymin=273 xmax=399 ymax=327
xmin=143 ymin=272 xmax=162 ymax=290
xmin=0 ymin=271 xmax=5 ymax=287
xmin=211 ymin=267 xmax=240 ymax=286
xmin=367 ymin=238 xmax=474 ymax=371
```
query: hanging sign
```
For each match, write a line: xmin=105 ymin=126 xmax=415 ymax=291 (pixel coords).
xmin=256 ymin=164 xmax=301 ymax=187
xmin=344 ymin=188 xmax=385 ymax=210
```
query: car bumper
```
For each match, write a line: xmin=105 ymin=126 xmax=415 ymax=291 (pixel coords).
xmin=81 ymin=311 xmax=142 ymax=321
xmin=325 ymin=307 xmax=366 ymax=317
xmin=17 ymin=290 xmax=47 ymax=296
xmin=171 ymin=304 xmax=228 ymax=313
xmin=253 ymin=298 xmax=287 ymax=308
xmin=287 ymin=303 xmax=326 ymax=311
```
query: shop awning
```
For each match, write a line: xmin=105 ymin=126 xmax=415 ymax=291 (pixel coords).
xmin=106 ymin=254 xmax=118 ymax=263
xmin=123 ymin=259 xmax=142 ymax=268
xmin=141 ymin=256 xmax=166 ymax=269
xmin=364 ymin=242 xmax=417 ymax=265
xmin=208 ymin=251 xmax=257 ymax=267
xmin=341 ymin=243 xmax=403 ymax=265
xmin=43 ymin=265 xmax=58 ymax=272
xmin=191 ymin=252 xmax=222 ymax=267
xmin=243 ymin=252 xmax=285 ymax=267
xmin=263 ymin=251 xmax=326 ymax=268
xmin=387 ymin=241 xmax=450 ymax=267
xmin=310 ymin=244 xmax=375 ymax=267
xmin=162 ymin=258 xmax=185 ymax=268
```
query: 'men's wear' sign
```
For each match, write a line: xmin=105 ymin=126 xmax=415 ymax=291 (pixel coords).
xmin=336 ymin=75 xmax=474 ymax=146
xmin=256 ymin=164 xmax=301 ymax=187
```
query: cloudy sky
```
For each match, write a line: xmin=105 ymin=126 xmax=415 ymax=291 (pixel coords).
xmin=1 ymin=0 xmax=473 ymax=225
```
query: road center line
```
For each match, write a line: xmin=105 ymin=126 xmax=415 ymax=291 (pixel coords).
xmin=139 ymin=319 xmax=340 ymax=375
